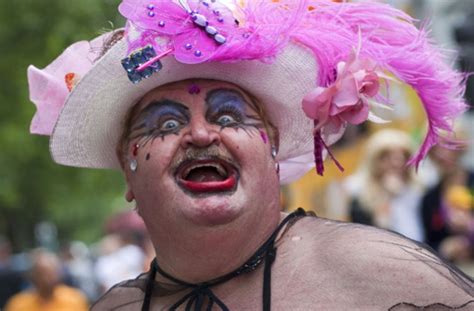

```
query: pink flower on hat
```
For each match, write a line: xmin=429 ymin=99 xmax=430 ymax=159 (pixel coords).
xmin=28 ymin=34 xmax=108 ymax=135
xmin=302 ymin=55 xmax=382 ymax=135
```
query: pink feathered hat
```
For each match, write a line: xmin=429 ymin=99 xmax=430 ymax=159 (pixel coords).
xmin=28 ymin=0 xmax=467 ymax=183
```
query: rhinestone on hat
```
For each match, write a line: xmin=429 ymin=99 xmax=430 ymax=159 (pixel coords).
xmin=121 ymin=46 xmax=163 ymax=83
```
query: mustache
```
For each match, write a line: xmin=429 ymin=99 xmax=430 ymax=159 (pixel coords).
xmin=170 ymin=146 xmax=239 ymax=172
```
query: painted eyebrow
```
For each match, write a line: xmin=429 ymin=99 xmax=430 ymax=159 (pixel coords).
xmin=139 ymin=99 xmax=190 ymax=115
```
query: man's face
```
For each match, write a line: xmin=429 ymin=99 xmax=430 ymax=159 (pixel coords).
xmin=123 ymin=80 xmax=280 ymax=230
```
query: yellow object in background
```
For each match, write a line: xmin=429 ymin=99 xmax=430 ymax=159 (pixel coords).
xmin=446 ymin=186 xmax=474 ymax=211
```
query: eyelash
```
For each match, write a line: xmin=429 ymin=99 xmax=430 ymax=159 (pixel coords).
xmin=210 ymin=105 xmax=243 ymax=127
xmin=130 ymin=114 xmax=187 ymax=143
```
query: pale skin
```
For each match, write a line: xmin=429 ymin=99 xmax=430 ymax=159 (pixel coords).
xmin=93 ymin=79 xmax=473 ymax=310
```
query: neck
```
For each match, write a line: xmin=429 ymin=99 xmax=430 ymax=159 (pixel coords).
xmin=148 ymin=203 xmax=282 ymax=284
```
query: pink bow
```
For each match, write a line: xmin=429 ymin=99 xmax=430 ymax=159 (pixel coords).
xmin=28 ymin=34 xmax=108 ymax=135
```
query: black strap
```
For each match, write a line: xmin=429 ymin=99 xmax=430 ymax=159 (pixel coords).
xmin=142 ymin=257 xmax=157 ymax=311
xmin=142 ymin=208 xmax=307 ymax=310
xmin=262 ymin=246 xmax=276 ymax=311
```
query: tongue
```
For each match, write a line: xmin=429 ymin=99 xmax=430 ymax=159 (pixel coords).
xmin=187 ymin=167 xmax=225 ymax=182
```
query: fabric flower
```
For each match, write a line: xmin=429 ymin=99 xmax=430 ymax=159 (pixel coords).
xmin=302 ymin=55 xmax=383 ymax=136
xmin=28 ymin=34 xmax=108 ymax=135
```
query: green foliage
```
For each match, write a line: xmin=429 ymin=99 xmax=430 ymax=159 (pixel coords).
xmin=0 ymin=0 xmax=128 ymax=251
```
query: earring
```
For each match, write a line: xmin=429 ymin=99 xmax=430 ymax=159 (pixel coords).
xmin=271 ymin=146 xmax=277 ymax=159
xmin=130 ymin=143 xmax=140 ymax=172
xmin=130 ymin=159 xmax=138 ymax=172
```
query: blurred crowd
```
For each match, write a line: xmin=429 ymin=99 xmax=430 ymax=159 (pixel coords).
xmin=0 ymin=210 xmax=154 ymax=310
xmin=325 ymin=126 xmax=474 ymax=271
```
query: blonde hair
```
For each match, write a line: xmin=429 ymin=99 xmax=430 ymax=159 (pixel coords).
xmin=356 ymin=129 xmax=420 ymax=224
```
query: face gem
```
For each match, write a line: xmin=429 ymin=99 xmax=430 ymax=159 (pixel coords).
xmin=188 ymin=83 xmax=201 ymax=94
xmin=259 ymin=130 xmax=268 ymax=144
xmin=130 ymin=159 xmax=138 ymax=172
xmin=133 ymin=144 xmax=140 ymax=156
xmin=271 ymin=146 xmax=277 ymax=159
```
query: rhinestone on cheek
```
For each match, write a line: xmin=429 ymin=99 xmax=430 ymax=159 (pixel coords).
xmin=158 ymin=20 xmax=165 ymax=27
xmin=194 ymin=50 xmax=202 ymax=57
xmin=132 ymin=144 xmax=140 ymax=156
xmin=148 ymin=11 xmax=155 ymax=17
xmin=185 ymin=43 xmax=192 ymax=50
xmin=130 ymin=159 xmax=138 ymax=172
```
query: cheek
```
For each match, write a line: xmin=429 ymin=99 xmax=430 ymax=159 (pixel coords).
xmin=222 ymin=129 xmax=273 ymax=170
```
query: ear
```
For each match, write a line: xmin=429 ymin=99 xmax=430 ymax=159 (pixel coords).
xmin=125 ymin=186 xmax=135 ymax=202
xmin=123 ymin=170 xmax=135 ymax=202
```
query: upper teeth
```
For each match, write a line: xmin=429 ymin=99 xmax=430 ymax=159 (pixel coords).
xmin=184 ymin=163 xmax=228 ymax=178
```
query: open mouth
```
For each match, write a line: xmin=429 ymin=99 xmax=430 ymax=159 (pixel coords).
xmin=175 ymin=158 xmax=239 ymax=194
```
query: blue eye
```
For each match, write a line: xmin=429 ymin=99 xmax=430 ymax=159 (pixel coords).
xmin=217 ymin=114 xmax=236 ymax=126
xmin=160 ymin=119 xmax=180 ymax=131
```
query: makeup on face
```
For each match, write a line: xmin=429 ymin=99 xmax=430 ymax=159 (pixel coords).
xmin=205 ymin=89 xmax=264 ymax=131
xmin=130 ymin=99 xmax=190 ymax=142
xmin=127 ymin=87 xmax=268 ymax=193
xmin=188 ymin=83 xmax=201 ymax=94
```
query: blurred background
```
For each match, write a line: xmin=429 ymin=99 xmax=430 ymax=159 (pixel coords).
xmin=0 ymin=0 xmax=473 ymax=308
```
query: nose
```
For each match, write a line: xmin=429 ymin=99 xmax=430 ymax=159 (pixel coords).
xmin=180 ymin=115 xmax=221 ymax=149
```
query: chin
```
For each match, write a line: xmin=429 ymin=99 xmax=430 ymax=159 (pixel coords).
xmin=179 ymin=194 xmax=244 ymax=227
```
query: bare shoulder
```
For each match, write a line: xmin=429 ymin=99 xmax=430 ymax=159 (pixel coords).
xmin=283 ymin=215 xmax=473 ymax=308
xmin=91 ymin=274 xmax=148 ymax=311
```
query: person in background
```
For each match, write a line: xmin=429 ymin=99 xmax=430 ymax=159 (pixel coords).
xmin=0 ymin=236 xmax=26 ymax=309
xmin=94 ymin=233 xmax=146 ymax=294
xmin=4 ymin=249 xmax=88 ymax=311
xmin=421 ymin=132 xmax=474 ymax=261
xmin=348 ymin=129 xmax=424 ymax=242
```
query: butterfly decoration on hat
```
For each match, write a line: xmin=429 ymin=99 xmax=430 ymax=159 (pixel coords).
xmin=119 ymin=0 xmax=239 ymax=83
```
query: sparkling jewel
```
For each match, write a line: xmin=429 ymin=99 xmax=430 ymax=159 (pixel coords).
xmin=205 ymin=25 xmax=217 ymax=35
xmin=217 ymin=17 xmax=224 ymax=23
xmin=188 ymin=83 xmax=201 ymax=94
xmin=121 ymin=46 xmax=163 ymax=83
xmin=192 ymin=14 xmax=208 ymax=27
xmin=185 ymin=43 xmax=192 ymax=50
xmin=132 ymin=144 xmax=140 ymax=156
xmin=147 ymin=4 xmax=154 ymax=10
xmin=194 ymin=50 xmax=202 ymax=57
xmin=148 ymin=11 xmax=155 ymax=17
xmin=271 ymin=146 xmax=277 ymax=158
xmin=130 ymin=159 xmax=138 ymax=172
xmin=214 ymin=34 xmax=226 ymax=44
xmin=158 ymin=20 xmax=165 ymax=27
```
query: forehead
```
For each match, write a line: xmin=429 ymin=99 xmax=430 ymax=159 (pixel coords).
xmin=137 ymin=79 xmax=254 ymax=110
